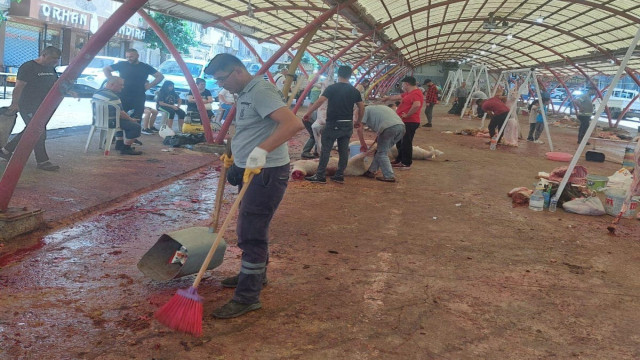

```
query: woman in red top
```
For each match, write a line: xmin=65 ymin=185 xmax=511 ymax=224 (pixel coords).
xmin=381 ymin=76 xmax=424 ymax=169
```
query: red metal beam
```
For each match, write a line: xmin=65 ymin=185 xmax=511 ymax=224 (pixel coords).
xmin=213 ymin=0 xmax=357 ymax=144
xmin=139 ymin=10 xmax=214 ymax=143
xmin=219 ymin=20 xmax=274 ymax=84
xmin=206 ymin=6 xmax=327 ymax=27
xmin=291 ymin=29 xmax=375 ymax=114
xmin=0 ymin=0 xmax=149 ymax=211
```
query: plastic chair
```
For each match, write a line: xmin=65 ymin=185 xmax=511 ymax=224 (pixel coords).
xmin=85 ymin=99 xmax=121 ymax=156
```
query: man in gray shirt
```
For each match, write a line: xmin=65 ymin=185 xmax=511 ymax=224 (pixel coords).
xmin=204 ymin=54 xmax=303 ymax=319
xmin=357 ymin=105 xmax=405 ymax=182
xmin=451 ymin=81 xmax=468 ymax=115
xmin=574 ymin=87 xmax=595 ymax=144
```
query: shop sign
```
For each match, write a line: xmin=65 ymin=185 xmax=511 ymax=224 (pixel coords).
xmin=117 ymin=25 xmax=145 ymax=40
xmin=39 ymin=3 xmax=88 ymax=28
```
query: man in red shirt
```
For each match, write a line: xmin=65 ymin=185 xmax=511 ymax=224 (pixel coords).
xmin=381 ymin=76 xmax=424 ymax=170
xmin=478 ymin=95 xmax=511 ymax=143
xmin=422 ymin=79 xmax=439 ymax=127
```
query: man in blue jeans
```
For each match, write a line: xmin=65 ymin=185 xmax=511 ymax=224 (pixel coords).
xmin=204 ymin=53 xmax=303 ymax=318
xmin=302 ymin=65 xmax=364 ymax=184
xmin=357 ymin=105 xmax=405 ymax=182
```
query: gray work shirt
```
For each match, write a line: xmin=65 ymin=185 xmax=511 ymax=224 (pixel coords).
xmin=455 ymin=86 xmax=469 ymax=98
xmin=362 ymin=105 xmax=405 ymax=135
xmin=575 ymin=93 xmax=594 ymax=114
xmin=232 ymin=77 xmax=290 ymax=168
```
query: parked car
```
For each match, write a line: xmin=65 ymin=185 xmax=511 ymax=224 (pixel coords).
xmin=146 ymin=58 xmax=221 ymax=101
xmin=57 ymin=56 xmax=126 ymax=90
xmin=551 ymin=88 xmax=567 ymax=100
xmin=595 ymin=88 xmax=640 ymax=119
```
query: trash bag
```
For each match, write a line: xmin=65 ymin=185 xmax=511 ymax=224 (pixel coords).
xmin=562 ymin=197 xmax=606 ymax=216
xmin=0 ymin=107 xmax=18 ymax=148
xmin=162 ymin=133 xmax=206 ymax=147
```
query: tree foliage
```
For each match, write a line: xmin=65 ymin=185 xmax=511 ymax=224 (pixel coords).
xmin=144 ymin=12 xmax=198 ymax=55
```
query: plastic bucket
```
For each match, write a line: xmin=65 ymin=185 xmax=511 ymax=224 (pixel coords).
xmin=603 ymin=189 xmax=639 ymax=218
xmin=586 ymin=174 xmax=609 ymax=192
xmin=349 ymin=144 xmax=361 ymax=158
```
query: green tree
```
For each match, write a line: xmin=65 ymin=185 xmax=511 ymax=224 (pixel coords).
xmin=144 ymin=12 xmax=198 ymax=55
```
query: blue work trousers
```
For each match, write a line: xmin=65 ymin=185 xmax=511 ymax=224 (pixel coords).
xmin=233 ymin=164 xmax=289 ymax=304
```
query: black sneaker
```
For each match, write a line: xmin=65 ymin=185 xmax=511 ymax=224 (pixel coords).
xmin=0 ymin=151 xmax=12 ymax=161
xmin=36 ymin=161 xmax=60 ymax=171
xmin=141 ymin=128 xmax=153 ymax=135
xmin=120 ymin=147 xmax=143 ymax=155
xmin=422 ymin=123 xmax=433 ymax=127
xmin=330 ymin=175 xmax=344 ymax=184
xmin=211 ymin=300 xmax=262 ymax=319
xmin=149 ymin=126 xmax=160 ymax=133
xmin=221 ymin=274 xmax=268 ymax=288
xmin=300 ymin=152 xmax=316 ymax=159
xmin=133 ymin=139 xmax=143 ymax=146
xmin=362 ymin=170 xmax=376 ymax=178
xmin=305 ymin=174 xmax=326 ymax=183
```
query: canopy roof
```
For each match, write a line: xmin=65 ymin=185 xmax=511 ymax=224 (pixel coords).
xmin=144 ymin=0 xmax=640 ymax=74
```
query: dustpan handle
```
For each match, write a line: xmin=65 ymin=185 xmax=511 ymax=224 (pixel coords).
xmin=192 ymin=171 xmax=257 ymax=288
xmin=209 ymin=140 xmax=232 ymax=232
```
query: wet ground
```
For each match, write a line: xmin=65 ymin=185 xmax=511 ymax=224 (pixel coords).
xmin=1 ymin=105 xmax=639 ymax=359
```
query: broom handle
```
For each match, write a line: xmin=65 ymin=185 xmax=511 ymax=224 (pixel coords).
xmin=192 ymin=171 xmax=256 ymax=288
xmin=209 ymin=140 xmax=232 ymax=232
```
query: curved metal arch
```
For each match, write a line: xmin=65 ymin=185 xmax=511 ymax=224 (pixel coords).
xmin=263 ymin=26 xmax=358 ymax=44
xmin=389 ymin=18 xmax=625 ymax=69
xmin=206 ymin=6 xmax=329 ymax=27
xmin=410 ymin=46 xmax=524 ymax=71
xmin=378 ymin=0 xmax=640 ymax=31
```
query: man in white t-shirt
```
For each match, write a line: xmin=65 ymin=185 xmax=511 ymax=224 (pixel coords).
xmin=217 ymin=88 xmax=235 ymax=121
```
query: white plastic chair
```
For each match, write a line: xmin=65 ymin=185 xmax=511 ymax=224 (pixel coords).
xmin=85 ymin=99 xmax=121 ymax=156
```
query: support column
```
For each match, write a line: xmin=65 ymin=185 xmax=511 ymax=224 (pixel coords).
xmin=138 ymin=10 xmax=214 ymax=143
xmin=282 ymin=29 xmax=317 ymax=101
xmin=291 ymin=29 xmax=374 ymax=114
xmin=214 ymin=0 xmax=357 ymax=144
xmin=219 ymin=20 xmax=274 ymax=83
xmin=0 ymin=0 xmax=149 ymax=211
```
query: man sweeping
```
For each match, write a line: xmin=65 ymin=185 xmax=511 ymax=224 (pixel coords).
xmin=204 ymin=54 xmax=303 ymax=318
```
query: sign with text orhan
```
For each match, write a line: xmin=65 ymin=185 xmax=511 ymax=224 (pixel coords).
xmin=39 ymin=3 xmax=89 ymax=29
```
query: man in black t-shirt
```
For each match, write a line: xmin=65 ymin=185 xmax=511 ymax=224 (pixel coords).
xmin=103 ymin=49 xmax=163 ymax=120
xmin=302 ymin=65 xmax=364 ymax=184
xmin=186 ymin=78 xmax=214 ymax=120
xmin=1 ymin=46 xmax=61 ymax=171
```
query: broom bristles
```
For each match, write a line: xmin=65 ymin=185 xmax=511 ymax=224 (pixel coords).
xmin=155 ymin=286 xmax=204 ymax=337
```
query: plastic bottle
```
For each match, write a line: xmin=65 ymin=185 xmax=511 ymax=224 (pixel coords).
xmin=489 ymin=135 xmax=498 ymax=150
xmin=529 ymin=188 xmax=544 ymax=211
xmin=548 ymin=198 xmax=558 ymax=212
xmin=543 ymin=185 xmax=551 ymax=209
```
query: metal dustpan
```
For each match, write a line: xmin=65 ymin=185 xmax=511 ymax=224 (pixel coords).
xmin=138 ymin=140 xmax=232 ymax=281
xmin=137 ymin=228 xmax=227 ymax=281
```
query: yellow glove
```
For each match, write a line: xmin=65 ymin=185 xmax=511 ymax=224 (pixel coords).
xmin=243 ymin=167 xmax=261 ymax=184
xmin=220 ymin=154 xmax=234 ymax=169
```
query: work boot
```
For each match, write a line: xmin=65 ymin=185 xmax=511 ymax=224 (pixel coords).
xmin=221 ymin=273 xmax=268 ymax=288
xmin=211 ymin=300 xmax=262 ymax=319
